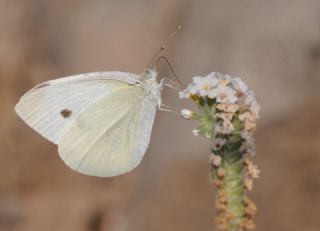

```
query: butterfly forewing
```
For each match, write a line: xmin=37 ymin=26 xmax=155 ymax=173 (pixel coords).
xmin=15 ymin=72 xmax=141 ymax=144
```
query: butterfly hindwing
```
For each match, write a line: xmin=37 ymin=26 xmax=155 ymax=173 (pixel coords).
xmin=57 ymin=85 xmax=157 ymax=177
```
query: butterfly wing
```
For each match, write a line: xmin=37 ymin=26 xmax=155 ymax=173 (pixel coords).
xmin=15 ymin=72 xmax=141 ymax=144
xmin=57 ymin=85 xmax=157 ymax=177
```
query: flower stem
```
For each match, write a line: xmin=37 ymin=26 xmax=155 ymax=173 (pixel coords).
xmin=222 ymin=150 xmax=244 ymax=230
xmin=213 ymin=138 xmax=246 ymax=230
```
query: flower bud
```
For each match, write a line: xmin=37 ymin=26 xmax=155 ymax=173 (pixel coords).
xmin=210 ymin=154 xmax=222 ymax=167
xmin=181 ymin=109 xmax=193 ymax=120
xmin=192 ymin=129 xmax=200 ymax=136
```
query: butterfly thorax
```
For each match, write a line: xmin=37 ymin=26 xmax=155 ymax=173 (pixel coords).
xmin=140 ymin=68 xmax=161 ymax=108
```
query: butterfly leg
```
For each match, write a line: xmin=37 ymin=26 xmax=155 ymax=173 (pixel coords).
xmin=159 ymin=104 xmax=181 ymax=116
xmin=158 ymin=79 xmax=181 ymax=116
xmin=159 ymin=103 xmax=172 ymax=112
xmin=159 ymin=78 xmax=181 ymax=91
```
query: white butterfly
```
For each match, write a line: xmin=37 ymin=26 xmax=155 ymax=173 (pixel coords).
xmin=15 ymin=67 xmax=179 ymax=177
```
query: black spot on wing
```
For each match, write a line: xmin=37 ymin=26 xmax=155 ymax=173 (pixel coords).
xmin=34 ymin=82 xmax=50 ymax=90
xmin=60 ymin=109 xmax=72 ymax=118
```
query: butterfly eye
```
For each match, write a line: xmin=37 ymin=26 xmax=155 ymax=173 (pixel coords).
xmin=60 ymin=109 xmax=72 ymax=118
xmin=128 ymin=81 xmax=140 ymax=86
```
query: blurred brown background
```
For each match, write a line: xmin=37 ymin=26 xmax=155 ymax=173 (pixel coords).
xmin=1 ymin=1 xmax=320 ymax=230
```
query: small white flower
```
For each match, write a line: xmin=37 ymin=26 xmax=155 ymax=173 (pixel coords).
xmin=247 ymin=163 xmax=260 ymax=178
xmin=244 ymin=121 xmax=256 ymax=132
xmin=247 ymin=143 xmax=256 ymax=156
xmin=250 ymin=100 xmax=260 ymax=118
xmin=192 ymin=76 xmax=204 ymax=84
xmin=216 ymin=103 xmax=239 ymax=113
xmin=212 ymin=138 xmax=227 ymax=151
xmin=239 ymin=140 xmax=256 ymax=154
xmin=179 ymin=84 xmax=197 ymax=99
xmin=210 ymin=154 xmax=222 ymax=167
xmin=211 ymin=72 xmax=232 ymax=82
xmin=192 ymin=75 xmax=218 ymax=97
xmin=208 ymin=85 xmax=238 ymax=103
xmin=178 ymin=89 xmax=188 ymax=99
xmin=223 ymin=120 xmax=234 ymax=132
xmin=244 ymin=176 xmax=253 ymax=191
xmin=241 ymin=130 xmax=252 ymax=142
xmin=244 ymin=90 xmax=260 ymax=118
xmin=222 ymin=74 xmax=233 ymax=82
xmin=188 ymin=83 xmax=198 ymax=95
xmin=181 ymin=109 xmax=193 ymax=120
xmin=239 ymin=112 xmax=256 ymax=131
xmin=240 ymin=131 xmax=256 ymax=155
xmin=239 ymin=112 xmax=254 ymax=122
xmin=231 ymin=77 xmax=248 ymax=93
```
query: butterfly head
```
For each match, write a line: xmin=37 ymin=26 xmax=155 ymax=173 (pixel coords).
xmin=142 ymin=68 xmax=158 ymax=81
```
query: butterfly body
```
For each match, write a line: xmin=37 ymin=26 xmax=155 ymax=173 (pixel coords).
xmin=140 ymin=69 xmax=162 ymax=108
xmin=15 ymin=68 xmax=162 ymax=177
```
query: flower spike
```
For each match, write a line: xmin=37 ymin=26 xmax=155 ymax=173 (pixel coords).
xmin=180 ymin=71 xmax=260 ymax=231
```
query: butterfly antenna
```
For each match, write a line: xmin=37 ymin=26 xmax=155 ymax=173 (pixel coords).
xmin=147 ymin=45 xmax=166 ymax=68
xmin=167 ymin=24 xmax=182 ymax=42
xmin=147 ymin=25 xmax=182 ymax=68
xmin=156 ymin=56 xmax=183 ymax=87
